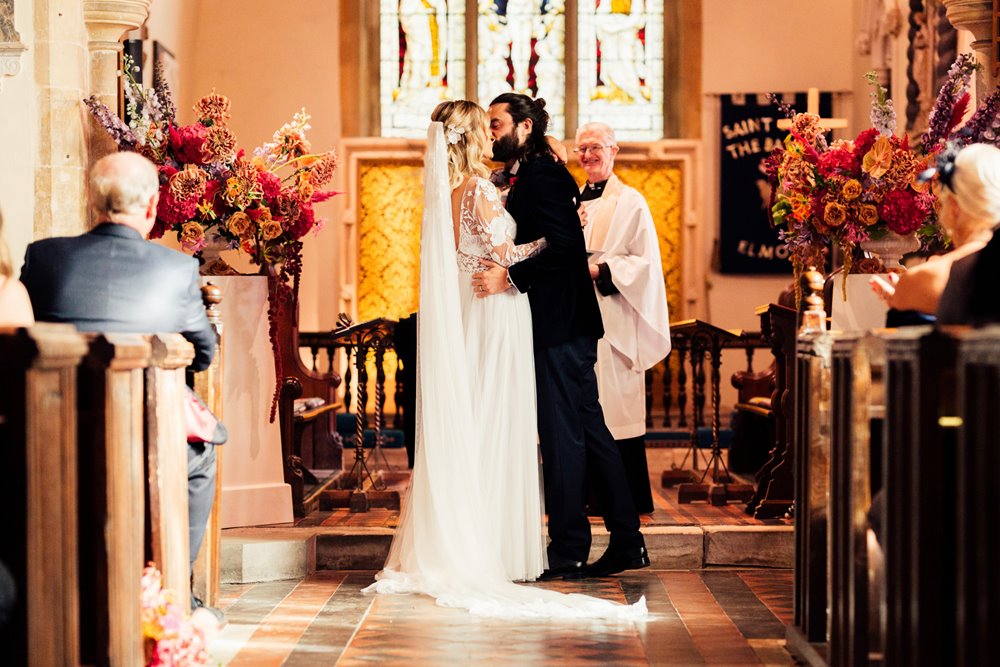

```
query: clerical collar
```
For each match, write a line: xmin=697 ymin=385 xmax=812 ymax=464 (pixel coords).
xmin=580 ymin=179 xmax=608 ymax=201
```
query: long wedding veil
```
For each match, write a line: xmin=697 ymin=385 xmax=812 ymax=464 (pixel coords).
xmin=378 ymin=121 xmax=503 ymax=590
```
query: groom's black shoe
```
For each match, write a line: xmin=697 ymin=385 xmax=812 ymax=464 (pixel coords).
xmin=586 ymin=545 xmax=650 ymax=578
xmin=538 ymin=559 xmax=587 ymax=581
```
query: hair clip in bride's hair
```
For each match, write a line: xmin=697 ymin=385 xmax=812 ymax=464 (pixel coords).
xmin=445 ymin=124 xmax=466 ymax=145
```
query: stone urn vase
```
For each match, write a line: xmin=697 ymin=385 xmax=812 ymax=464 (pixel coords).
xmin=198 ymin=228 xmax=239 ymax=276
xmin=859 ymin=231 xmax=921 ymax=270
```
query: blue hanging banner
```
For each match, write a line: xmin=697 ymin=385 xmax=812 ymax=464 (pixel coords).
xmin=718 ymin=92 xmax=833 ymax=274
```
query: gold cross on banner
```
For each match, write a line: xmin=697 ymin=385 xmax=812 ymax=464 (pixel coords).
xmin=776 ymin=87 xmax=848 ymax=130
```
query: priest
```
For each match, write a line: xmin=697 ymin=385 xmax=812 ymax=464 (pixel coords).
xmin=575 ymin=122 xmax=672 ymax=513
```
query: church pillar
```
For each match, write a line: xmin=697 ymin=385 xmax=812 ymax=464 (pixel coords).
xmin=33 ymin=0 xmax=91 ymax=239
xmin=82 ymin=0 xmax=152 ymax=162
xmin=941 ymin=0 xmax=996 ymax=99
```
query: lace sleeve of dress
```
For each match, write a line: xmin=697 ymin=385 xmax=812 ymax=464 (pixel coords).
xmin=471 ymin=178 xmax=546 ymax=267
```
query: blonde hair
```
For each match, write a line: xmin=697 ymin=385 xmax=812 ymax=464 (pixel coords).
xmin=431 ymin=100 xmax=491 ymax=189
xmin=939 ymin=143 xmax=1000 ymax=239
xmin=0 ymin=207 xmax=11 ymax=279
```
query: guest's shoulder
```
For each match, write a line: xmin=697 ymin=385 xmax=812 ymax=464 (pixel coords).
xmin=145 ymin=241 xmax=200 ymax=270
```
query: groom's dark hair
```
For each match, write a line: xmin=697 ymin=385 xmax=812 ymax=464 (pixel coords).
xmin=490 ymin=92 xmax=554 ymax=160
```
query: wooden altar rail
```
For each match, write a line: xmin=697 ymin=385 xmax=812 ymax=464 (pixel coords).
xmin=299 ymin=326 xmax=404 ymax=430
xmin=0 ymin=289 xmax=224 ymax=665
xmin=649 ymin=328 xmax=768 ymax=431
xmin=289 ymin=318 xmax=402 ymax=514
xmin=787 ymin=324 xmax=1000 ymax=667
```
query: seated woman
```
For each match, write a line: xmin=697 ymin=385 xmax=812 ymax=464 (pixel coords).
xmin=871 ymin=143 xmax=1000 ymax=319
xmin=0 ymin=207 xmax=34 ymax=328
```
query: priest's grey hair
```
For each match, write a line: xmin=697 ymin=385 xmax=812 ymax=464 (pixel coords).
xmin=575 ymin=122 xmax=617 ymax=147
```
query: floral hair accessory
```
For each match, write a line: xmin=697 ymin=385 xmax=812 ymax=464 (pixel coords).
xmin=918 ymin=138 xmax=963 ymax=191
xmin=445 ymin=124 xmax=466 ymax=145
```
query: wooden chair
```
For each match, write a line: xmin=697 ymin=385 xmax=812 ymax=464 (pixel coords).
xmin=270 ymin=275 xmax=343 ymax=516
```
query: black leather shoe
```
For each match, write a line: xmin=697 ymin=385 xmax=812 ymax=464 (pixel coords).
xmin=586 ymin=546 xmax=650 ymax=578
xmin=538 ymin=560 xmax=587 ymax=581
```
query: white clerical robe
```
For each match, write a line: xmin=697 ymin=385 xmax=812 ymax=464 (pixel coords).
xmin=581 ymin=174 xmax=672 ymax=439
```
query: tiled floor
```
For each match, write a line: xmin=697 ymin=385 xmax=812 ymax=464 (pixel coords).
xmin=209 ymin=569 xmax=794 ymax=666
xmin=292 ymin=448 xmax=790 ymax=530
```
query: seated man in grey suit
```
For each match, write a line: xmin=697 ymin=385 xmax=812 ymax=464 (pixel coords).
xmin=20 ymin=151 xmax=218 ymax=608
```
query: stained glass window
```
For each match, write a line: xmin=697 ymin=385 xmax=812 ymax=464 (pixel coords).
xmin=477 ymin=0 xmax=566 ymax=137
xmin=380 ymin=0 xmax=467 ymax=137
xmin=377 ymin=1 xmax=666 ymax=139
xmin=577 ymin=0 xmax=663 ymax=140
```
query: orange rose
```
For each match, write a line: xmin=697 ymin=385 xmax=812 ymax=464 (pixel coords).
xmin=824 ymin=201 xmax=847 ymax=227
xmin=260 ymin=219 xmax=283 ymax=241
xmin=226 ymin=211 xmax=251 ymax=237
xmin=180 ymin=221 xmax=205 ymax=244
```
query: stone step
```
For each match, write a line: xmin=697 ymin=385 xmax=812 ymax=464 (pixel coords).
xmin=220 ymin=524 xmax=793 ymax=584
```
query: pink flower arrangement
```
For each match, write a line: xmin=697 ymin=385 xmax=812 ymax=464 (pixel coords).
xmin=141 ymin=564 xmax=220 ymax=666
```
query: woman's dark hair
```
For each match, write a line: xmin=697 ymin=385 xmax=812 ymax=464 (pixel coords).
xmin=489 ymin=92 xmax=553 ymax=159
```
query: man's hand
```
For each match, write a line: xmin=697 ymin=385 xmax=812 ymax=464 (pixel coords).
xmin=472 ymin=259 xmax=510 ymax=298
xmin=589 ymin=263 xmax=600 ymax=279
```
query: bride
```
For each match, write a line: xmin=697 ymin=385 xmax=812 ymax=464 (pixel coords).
xmin=364 ymin=101 xmax=646 ymax=620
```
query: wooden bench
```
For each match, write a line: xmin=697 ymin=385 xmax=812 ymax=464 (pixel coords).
xmin=0 ymin=287 xmax=223 ymax=664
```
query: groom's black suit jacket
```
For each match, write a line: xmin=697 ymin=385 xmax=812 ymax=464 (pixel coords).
xmin=506 ymin=155 xmax=604 ymax=348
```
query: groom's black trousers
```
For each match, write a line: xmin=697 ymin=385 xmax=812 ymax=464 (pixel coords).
xmin=534 ymin=335 xmax=644 ymax=564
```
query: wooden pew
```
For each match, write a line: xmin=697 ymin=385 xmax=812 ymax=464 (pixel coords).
xmin=828 ymin=331 xmax=880 ymax=667
xmin=954 ymin=325 xmax=1000 ymax=666
xmin=787 ymin=271 xmax=832 ymax=663
xmin=745 ymin=302 xmax=797 ymax=519
xmin=880 ymin=326 xmax=959 ymax=667
xmin=77 ymin=333 xmax=151 ymax=666
xmin=193 ymin=283 xmax=224 ymax=607
xmin=0 ymin=325 xmax=87 ymax=666
xmin=144 ymin=334 xmax=194 ymax=609
xmin=272 ymin=274 xmax=343 ymax=498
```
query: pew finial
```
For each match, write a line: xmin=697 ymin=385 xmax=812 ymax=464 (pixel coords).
xmin=801 ymin=266 xmax=827 ymax=334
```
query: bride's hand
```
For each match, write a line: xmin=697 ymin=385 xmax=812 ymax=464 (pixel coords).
xmin=472 ymin=259 xmax=510 ymax=297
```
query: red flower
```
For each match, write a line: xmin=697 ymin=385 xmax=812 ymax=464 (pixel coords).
xmin=156 ymin=182 xmax=198 ymax=226
xmin=853 ymin=129 xmax=879 ymax=166
xmin=817 ymin=148 xmax=856 ymax=179
xmin=288 ymin=203 xmax=315 ymax=240
xmin=257 ymin=170 xmax=282 ymax=203
xmin=169 ymin=123 xmax=209 ymax=165
xmin=879 ymin=189 xmax=931 ymax=235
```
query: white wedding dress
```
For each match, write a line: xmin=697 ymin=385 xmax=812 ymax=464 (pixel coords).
xmin=363 ymin=122 xmax=646 ymax=621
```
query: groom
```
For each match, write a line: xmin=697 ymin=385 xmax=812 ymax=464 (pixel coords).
xmin=472 ymin=93 xmax=648 ymax=580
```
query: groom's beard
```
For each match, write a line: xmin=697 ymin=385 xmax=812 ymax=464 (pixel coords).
xmin=491 ymin=131 xmax=524 ymax=164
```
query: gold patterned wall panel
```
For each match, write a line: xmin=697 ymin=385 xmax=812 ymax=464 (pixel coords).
xmin=567 ymin=161 xmax=684 ymax=320
xmin=357 ymin=159 xmax=684 ymax=324
xmin=357 ymin=159 xmax=424 ymax=321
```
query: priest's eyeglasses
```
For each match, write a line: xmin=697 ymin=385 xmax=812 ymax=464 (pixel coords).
xmin=573 ymin=144 xmax=613 ymax=155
